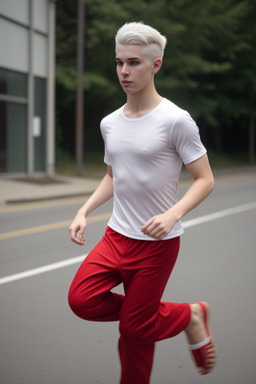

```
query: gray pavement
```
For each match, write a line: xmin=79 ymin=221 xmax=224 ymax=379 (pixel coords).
xmin=1 ymin=170 xmax=256 ymax=384
xmin=0 ymin=165 xmax=256 ymax=205
xmin=0 ymin=174 xmax=101 ymax=205
xmin=0 ymin=167 xmax=256 ymax=384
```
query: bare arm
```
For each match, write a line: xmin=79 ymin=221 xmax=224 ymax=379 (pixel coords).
xmin=141 ymin=154 xmax=214 ymax=240
xmin=69 ymin=165 xmax=113 ymax=245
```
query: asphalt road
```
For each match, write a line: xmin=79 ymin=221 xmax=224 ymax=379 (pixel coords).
xmin=1 ymin=172 xmax=256 ymax=384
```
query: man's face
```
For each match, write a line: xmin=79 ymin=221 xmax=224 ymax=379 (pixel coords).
xmin=115 ymin=44 xmax=156 ymax=95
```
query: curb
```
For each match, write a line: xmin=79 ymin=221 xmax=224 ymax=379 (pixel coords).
xmin=3 ymin=191 xmax=95 ymax=205
xmin=1 ymin=166 xmax=256 ymax=206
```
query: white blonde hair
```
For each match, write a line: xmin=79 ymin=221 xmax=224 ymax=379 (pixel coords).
xmin=115 ymin=22 xmax=167 ymax=60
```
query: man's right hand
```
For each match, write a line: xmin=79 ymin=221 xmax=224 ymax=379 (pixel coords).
xmin=69 ymin=212 xmax=86 ymax=245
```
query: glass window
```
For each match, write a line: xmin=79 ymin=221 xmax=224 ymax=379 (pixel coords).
xmin=0 ymin=101 xmax=7 ymax=172
xmin=34 ymin=76 xmax=46 ymax=172
xmin=0 ymin=101 xmax=27 ymax=173
xmin=0 ymin=68 xmax=28 ymax=98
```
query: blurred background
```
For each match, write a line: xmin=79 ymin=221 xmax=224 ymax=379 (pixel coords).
xmin=0 ymin=0 xmax=255 ymax=178
xmin=1 ymin=3 xmax=256 ymax=383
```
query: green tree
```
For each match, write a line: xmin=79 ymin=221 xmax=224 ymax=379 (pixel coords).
xmin=153 ymin=0 xmax=250 ymax=152
xmin=56 ymin=0 xmax=128 ymax=160
xmin=220 ymin=0 xmax=256 ymax=162
xmin=55 ymin=0 xmax=255 ymax=164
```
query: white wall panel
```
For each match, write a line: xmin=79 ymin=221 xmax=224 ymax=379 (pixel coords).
xmin=0 ymin=18 xmax=29 ymax=72
xmin=33 ymin=33 xmax=47 ymax=77
xmin=0 ymin=0 xmax=29 ymax=25
xmin=34 ymin=0 xmax=48 ymax=33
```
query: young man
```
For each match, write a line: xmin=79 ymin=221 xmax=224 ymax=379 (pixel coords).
xmin=68 ymin=22 xmax=216 ymax=383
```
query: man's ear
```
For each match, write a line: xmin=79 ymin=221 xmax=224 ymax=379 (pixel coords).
xmin=152 ymin=58 xmax=162 ymax=74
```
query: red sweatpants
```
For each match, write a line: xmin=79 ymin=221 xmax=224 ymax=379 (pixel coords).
xmin=68 ymin=227 xmax=191 ymax=384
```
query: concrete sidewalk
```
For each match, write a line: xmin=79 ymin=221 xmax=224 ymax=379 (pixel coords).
xmin=0 ymin=166 xmax=256 ymax=205
xmin=0 ymin=175 xmax=101 ymax=205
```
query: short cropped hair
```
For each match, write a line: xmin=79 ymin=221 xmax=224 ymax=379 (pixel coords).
xmin=115 ymin=22 xmax=167 ymax=60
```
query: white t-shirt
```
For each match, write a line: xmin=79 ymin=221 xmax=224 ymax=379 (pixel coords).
xmin=100 ymin=98 xmax=206 ymax=240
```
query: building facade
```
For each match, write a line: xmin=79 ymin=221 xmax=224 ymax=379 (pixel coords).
xmin=0 ymin=0 xmax=56 ymax=177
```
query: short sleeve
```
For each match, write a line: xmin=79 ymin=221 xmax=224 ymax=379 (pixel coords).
xmin=170 ymin=112 xmax=206 ymax=164
xmin=100 ymin=120 xmax=111 ymax=165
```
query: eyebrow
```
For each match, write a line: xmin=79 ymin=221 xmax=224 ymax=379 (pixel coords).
xmin=115 ymin=57 xmax=141 ymax=61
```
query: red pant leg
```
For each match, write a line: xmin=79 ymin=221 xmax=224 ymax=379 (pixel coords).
xmin=116 ymin=234 xmax=191 ymax=384
xmin=118 ymin=337 xmax=155 ymax=384
xmin=68 ymin=230 xmax=124 ymax=321
xmin=69 ymin=229 xmax=191 ymax=384
xmin=118 ymin=235 xmax=190 ymax=343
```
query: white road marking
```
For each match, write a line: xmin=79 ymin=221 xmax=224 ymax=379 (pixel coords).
xmin=183 ymin=201 xmax=256 ymax=228
xmin=0 ymin=255 xmax=87 ymax=285
xmin=0 ymin=201 xmax=255 ymax=285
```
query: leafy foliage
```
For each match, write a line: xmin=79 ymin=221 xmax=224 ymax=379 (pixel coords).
xmin=56 ymin=0 xmax=255 ymax=162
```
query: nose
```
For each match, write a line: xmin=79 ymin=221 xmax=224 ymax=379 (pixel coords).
xmin=121 ymin=63 xmax=129 ymax=76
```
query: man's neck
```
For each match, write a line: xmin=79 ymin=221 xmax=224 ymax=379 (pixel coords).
xmin=124 ymin=90 xmax=163 ymax=119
